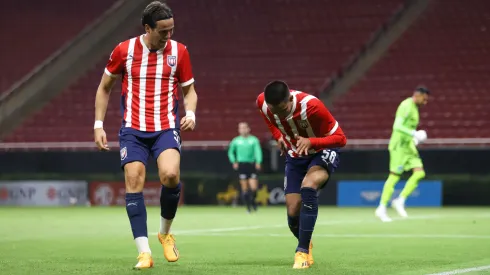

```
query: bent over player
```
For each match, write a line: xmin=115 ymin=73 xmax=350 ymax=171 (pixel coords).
xmin=227 ymin=122 xmax=263 ymax=213
xmin=256 ymin=81 xmax=347 ymax=269
xmin=375 ymin=86 xmax=429 ymax=222
xmin=93 ymin=1 xmax=197 ymax=268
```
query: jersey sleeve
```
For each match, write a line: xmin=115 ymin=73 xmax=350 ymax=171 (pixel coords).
xmin=253 ymin=137 xmax=263 ymax=164
xmin=393 ymin=100 xmax=415 ymax=136
xmin=307 ymin=99 xmax=347 ymax=149
xmin=227 ymin=138 xmax=236 ymax=163
xmin=256 ymin=97 xmax=282 ymax=141
xmin=177 ymin=46 xmax=195 ymax=87
xmin=105 ymin=43 xmax=124 ymax=77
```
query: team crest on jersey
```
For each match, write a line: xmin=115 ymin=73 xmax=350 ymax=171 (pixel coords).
xmin=120 ymin=147 xmax=127 ymax=160
xmin=167 ymin=55 xmax=177 ymax=67
xmin=298 ymin=120 xmax=309 ymax=129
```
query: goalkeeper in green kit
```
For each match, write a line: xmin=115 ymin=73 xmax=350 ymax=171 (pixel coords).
xmin=228 ymin=122 xmax=263 ymax=213
xmin=375 ymin=87 xmax=430 ymax=222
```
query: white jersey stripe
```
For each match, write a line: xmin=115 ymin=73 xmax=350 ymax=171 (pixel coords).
xmin=286 ymin=118 xmax=299 ymax=138
xmin=274 ymin=115 xmax=297 ymax=152
xmin=167 ymin=40 xmax=178 ymax=129
xmin=154 ymin=51 xmax=164 ymax=131
xmin=124 ymin=38 xmax=136 ymax=128
xmin=300 ymin=95 xmax=316 ymax=138
xmin=261 ymin=102 xmax=271 ymax=122
xmin=328 ymin=121 xmax=339 ymax=135
xmin=138 ymin=46 xmax=149 ymax=131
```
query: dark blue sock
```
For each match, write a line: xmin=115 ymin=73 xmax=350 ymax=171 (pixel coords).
xmin=125 ymin=192 xmax=147 ymax=239
xmin=297 ymin=187 xmax=318 ymax=253
xmin=160 ymin=183 xmax=181 ymax=220
xmin=287 ymin=215 xmax=300 ymax=239
xmin=242 ymin=191 xmax=252 ymax=212
xmin=250 ymin=190 xmax=258 ymax=211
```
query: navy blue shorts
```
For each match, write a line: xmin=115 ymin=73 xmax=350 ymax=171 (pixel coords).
xmin=284 ymin=149 xmax=340 ymax=194
xmin=118 ymin=127 xmax=181 ymax=168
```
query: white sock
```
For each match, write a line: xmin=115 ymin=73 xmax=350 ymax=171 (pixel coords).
xmin=160 ymin=217 xmax=173 ymax=234
xmin=377 ymin=204 xmax=386 ymax=210
xmin=398 ymin=197 xmax=406 ymax=204
xmin=135 ymin=237 xmax=151 ymax=254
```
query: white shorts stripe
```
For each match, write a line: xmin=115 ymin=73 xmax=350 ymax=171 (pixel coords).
xmin=167 ymin=40 xmax=178 ymax=129
xmin=154 ymin=51 xmax=164 ymax=131
xmin=124 ymin=38 xmax=136 ymax=128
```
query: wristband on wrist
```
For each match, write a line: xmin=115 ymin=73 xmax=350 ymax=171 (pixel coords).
xmin=94 ymin=120 xmax=103 ymax=129
xmin=186 ymin=110 xmax=196 ymax=122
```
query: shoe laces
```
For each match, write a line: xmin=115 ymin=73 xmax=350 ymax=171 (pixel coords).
xmin=164 ymin=234 xmax=175 ymax=245
xmin=137 ymin=252 xmax=149 ymax=260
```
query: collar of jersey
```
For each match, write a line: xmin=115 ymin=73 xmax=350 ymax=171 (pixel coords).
xmin=140 ymin=34 xmax=167 ymax=53
xmin=288 ymin=92 xmax=299 ymax=119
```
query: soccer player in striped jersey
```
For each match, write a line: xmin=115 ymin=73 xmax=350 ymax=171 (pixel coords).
xmin=93 ymin=1 xmax=197 ymax=269
xmin=256 ymin=81 xmax=347 ymax=269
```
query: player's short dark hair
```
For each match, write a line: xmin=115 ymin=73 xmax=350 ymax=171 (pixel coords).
xmin=415 ymin=86 xmax=430 ymax=95
xmin=264 ymin=81 xmax=290 ymax=105
xmin=142 ymin=1 xmax=173 ymax=28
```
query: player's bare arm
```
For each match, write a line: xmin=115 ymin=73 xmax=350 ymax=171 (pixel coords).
xmin=94 ymin=73 xmax=118 ymax=151
xmin=180 ymin=83 xmax=198 ymax=131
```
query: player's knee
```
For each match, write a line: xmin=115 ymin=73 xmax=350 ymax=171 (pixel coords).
xmin=125 ymin=169 xmax=145 ymax=193
xmin=159 ymin=169 xmax=180 ymax=187
xmin=240 ymin=182 xmax=249 ymax=192
xmin=413 ymin=169 xmax=426 ymax=180
xmin=302 ymin=166 xmax=329 ymax=190
xmin=302 ymin=175 xmax=328 ymax=190
xmin=248 ymin=179 xmax=258 ymax=191
xmin=286 ymin=198 xmax=301 ymax=216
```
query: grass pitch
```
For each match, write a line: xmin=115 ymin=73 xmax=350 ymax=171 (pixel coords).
xmin=1 ymin=206 xmax=490 ymax=275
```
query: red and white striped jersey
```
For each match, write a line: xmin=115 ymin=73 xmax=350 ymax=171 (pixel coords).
xmin=105 ymin=35 xmax=194 ymax=132
xmin=257 ymin=90 xmax=347 ymax=158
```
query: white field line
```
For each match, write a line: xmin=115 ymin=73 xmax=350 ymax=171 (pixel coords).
xmin=425 ymin=265 xmax=490 ymax=275
xmin=184 ymin=233 xmax=490 ymax=239
xmin=152 ymin=214 xmax=443 ymax=235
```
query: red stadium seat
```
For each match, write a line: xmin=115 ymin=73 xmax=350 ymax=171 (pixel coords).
xmin=0 ymin=0 xmax=118 ymax=93
xmin=4 ymin=0 xmax=402 ymax=144
xmin=334 ymin=0 xmax=490 ymax=139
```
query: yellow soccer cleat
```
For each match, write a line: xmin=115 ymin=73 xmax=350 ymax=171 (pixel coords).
xmin=293 ymin=251 xmax=310 ymax=269
xmin=308 ymin=241 xmax=314 ymax=265
xmin=134 ymin=252 xmax=154 ymax=269
xmin=158 ymin=233 xmax=179 ymax=262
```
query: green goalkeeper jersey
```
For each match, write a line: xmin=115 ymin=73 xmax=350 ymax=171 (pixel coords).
xmin=227 ymin=135 xmax=263 ymax=164
xmin=389 ymin=98 xmax=419 ymax=151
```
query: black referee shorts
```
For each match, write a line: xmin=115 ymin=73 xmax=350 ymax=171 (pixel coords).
xmin=237 ymin=162 xmax=257 ymax=180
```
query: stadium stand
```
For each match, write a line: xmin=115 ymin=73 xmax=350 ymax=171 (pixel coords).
xmin=2 ymin=0 xmax=402 ymax=144
xmin=0 ymin=0 xmax=118 ymax=93
xmin=333 ymin=0 xmax=490 ymax=140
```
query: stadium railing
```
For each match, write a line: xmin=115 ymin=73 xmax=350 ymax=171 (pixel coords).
xmin=0 ymin=138 xmax=489 ymax=150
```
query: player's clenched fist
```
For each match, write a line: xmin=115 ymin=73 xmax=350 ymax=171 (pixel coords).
xmin=294 ymin=134 xmax=312 ymax=156
xmin=180 ymin=110 xmax=196 ymax=131
xmin=94 ymin=127 xmax=109 ymax=151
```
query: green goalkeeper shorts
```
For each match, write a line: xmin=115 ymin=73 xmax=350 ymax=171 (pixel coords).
xmin=389 ymin=147 xmax=423 ymax=174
